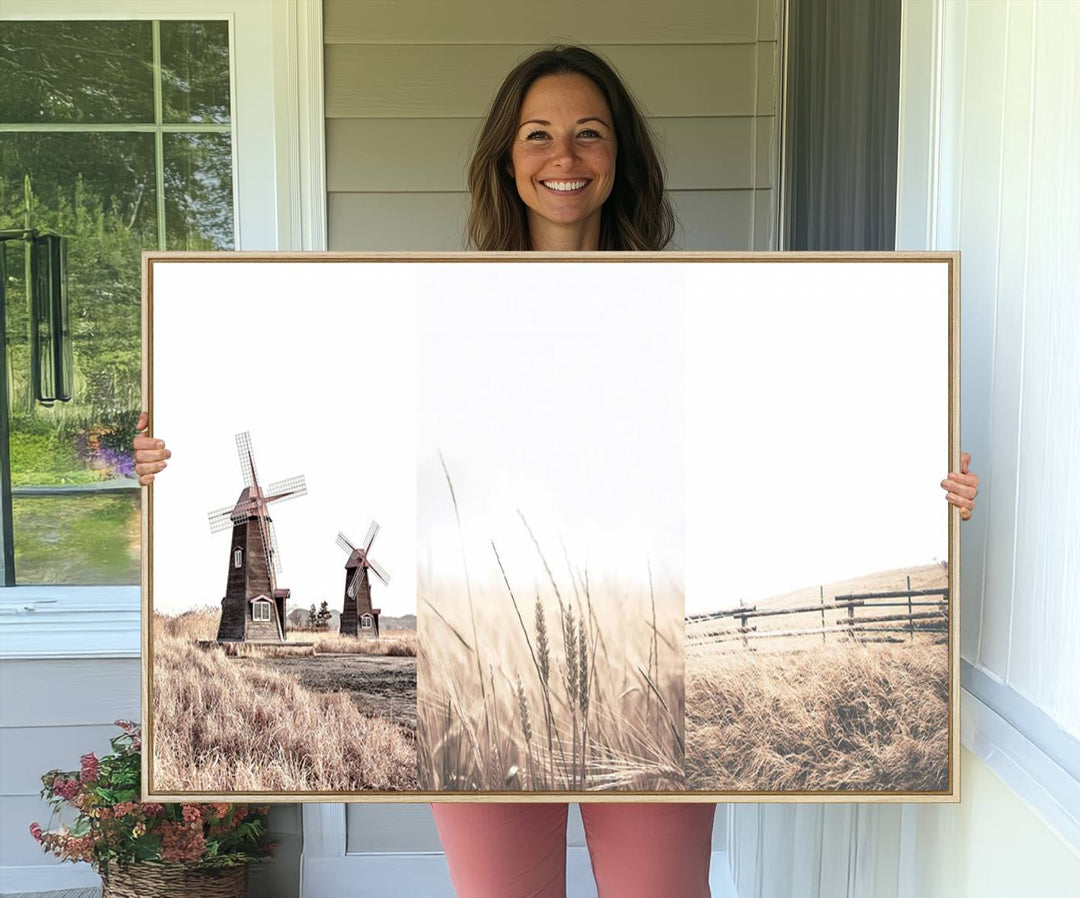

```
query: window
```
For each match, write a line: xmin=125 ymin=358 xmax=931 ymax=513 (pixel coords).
xmin=360 ymin=613 xmax=373 ymax=630
xmin=252 ymin=600 xmax=270 ymax=622
xmin=233 ymin=546 xmax=242 ymax=568
xmin=0 ymin=18 xmax=235 ymax=586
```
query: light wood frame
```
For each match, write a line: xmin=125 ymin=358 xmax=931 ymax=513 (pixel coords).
xmin=141 ymin=250 xmax=960 ymax=804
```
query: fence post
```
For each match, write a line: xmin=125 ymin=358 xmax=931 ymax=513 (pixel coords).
xmin=820 ymin=585 xmax=826 ymax=644
xmin=847 ymin=601 xmax=855 ymax=641
xmin=907 ymin=575 xmax=913 ymax=641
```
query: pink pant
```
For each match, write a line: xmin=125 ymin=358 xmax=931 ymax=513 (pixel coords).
xmin=431 ymin=802 xmax=716 ymax=898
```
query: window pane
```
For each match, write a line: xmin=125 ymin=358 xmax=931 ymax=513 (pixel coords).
xmin=2 ymin=133 xmax=155 ymax=492
xmin=1 ymin=20 xmax=235 ymax=587
xmin=160 ymin=20 xmax=232 ymax=124
xmin=2 ymin=131 xmax=152 ymax=585
xmin=12 ymin=493 xmax=140 ymax=585
xmin=164 ymin=132 xmax=235 ymax=249
xmin=0 ymin=21 xmax=154 ymax=124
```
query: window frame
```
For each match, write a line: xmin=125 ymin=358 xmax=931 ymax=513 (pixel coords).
xmin=0 ymin=0 xmax=326 ymax=659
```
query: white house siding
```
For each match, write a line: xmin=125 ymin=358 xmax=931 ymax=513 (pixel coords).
xmin=323 ymin=0 xmax=782 ymax=251
xmin=0 ymin=657 xmax=141 ymax=893
xmin=726 ymin=1 xmax=1080 ymax=895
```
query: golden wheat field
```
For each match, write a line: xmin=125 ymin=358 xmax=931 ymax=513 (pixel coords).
xmin=685 ymin=566 xmax=950 ymax=792
xmin=151 ymin=610 xmax=417 ymax=792
xmin=418 ymin=555 xmax=684 ymax=792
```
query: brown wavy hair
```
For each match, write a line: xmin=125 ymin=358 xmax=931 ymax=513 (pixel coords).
xmin=466 ymin=45 xmax=675 ymax=251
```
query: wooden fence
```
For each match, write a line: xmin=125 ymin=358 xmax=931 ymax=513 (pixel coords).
xmin=686 ymin=579 xmax=948 ymax=650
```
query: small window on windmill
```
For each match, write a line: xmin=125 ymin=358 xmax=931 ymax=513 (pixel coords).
xmin=360 ymin=613 xmax=373 ymax=630
xmin=253 ymin=601 xmax=271 ymax=622
xmin=234 ymin=547 xmax=243 ymax=568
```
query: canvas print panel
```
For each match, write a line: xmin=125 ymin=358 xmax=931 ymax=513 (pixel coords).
xmin=683 ymin=263 xmax=951 ymax=792
xmin=416 ymin=263 xmax=686 ymax=792
xmin=148 ymin=263 xmax=419 ymax=793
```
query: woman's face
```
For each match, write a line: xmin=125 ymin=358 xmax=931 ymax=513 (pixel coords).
xmin=509 ymin=73 xmax=617 ymax=242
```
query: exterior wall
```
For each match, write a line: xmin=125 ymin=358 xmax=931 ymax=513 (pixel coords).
xmin=323 ymin=0 xmax=782 ymax=251
xmin=727 ymin=748 xmax=1080 ymax=898
xmin=727 ymin=1 xmax=1080 ymax=894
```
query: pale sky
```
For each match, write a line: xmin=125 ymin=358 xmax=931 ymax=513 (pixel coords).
xmin=150 ymin=263 xmax=418 ymax=617
xmin=148 ymin=259 xmax=949 ymax=620
xmin=683 ymin=262 xmax=949 ymax=613
xmin=416 ymin=263 xmax=685 ymax=596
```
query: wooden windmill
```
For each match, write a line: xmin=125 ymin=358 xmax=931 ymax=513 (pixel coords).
xmin=336 ymin=522 xmax=389 ymax=638
xmin=207 ymin=432 xmax=307 ymax=643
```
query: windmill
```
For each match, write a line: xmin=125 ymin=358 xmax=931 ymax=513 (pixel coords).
xmin=336 ymin=521 xmax=389 ymax=638
xmin=207 ymin=432 xmax=307 ymax=643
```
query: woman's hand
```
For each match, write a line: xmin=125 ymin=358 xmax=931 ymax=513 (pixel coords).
xmin=133 ymin=411 xmax=171 ymax=486
xmin=941 ymin=451 xmax=979 ymax=521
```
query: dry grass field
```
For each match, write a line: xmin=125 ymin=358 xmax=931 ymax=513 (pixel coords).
xmin=418 ymin=531 xmax=684 ymax=793
xmin=151 ymin=610 xmax=417 ymax=792
xmin=685 ymin=566 xmax=950 ymax=792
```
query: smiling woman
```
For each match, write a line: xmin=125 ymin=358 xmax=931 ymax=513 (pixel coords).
xmin=466 ymin=45 xmax=674 ymax=252
xmin=509 ymin=73 xmax=617 ymax=249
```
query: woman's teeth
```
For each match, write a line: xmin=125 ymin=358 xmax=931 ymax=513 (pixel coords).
xmin=542 ymin=180 xmax=588 ymax=192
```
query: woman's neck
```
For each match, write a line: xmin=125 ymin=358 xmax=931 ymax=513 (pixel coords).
xmin=526 ymin=210 xmax=602 ymax=252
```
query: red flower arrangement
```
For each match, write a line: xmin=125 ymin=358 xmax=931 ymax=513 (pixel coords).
xmin=30 ymin=721 xmax=275 ymax=876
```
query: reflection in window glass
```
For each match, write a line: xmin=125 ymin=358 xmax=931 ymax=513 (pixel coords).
xmin=160 ymin=21 xmax=231 ymax=124
xmin=164 ymin=133 xmax=235 ymax=250
xmin=13 ymin=493 xmax=141 ymax=585
xmin=0 ymin=21 xmax=154 ymax=124
xmin=1 ymin=20 xmax=234 ymax=586
xmin=2 ymin=132 xmax=155 ymax=492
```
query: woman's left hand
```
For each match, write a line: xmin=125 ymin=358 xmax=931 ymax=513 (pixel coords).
xmin=941 ymin=451 xmax=979 ymax=521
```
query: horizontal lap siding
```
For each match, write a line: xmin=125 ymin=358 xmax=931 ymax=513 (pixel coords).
xmin=325 ymin=44 xmax=762 ymax=118
xmin=324 ymin=0 xmax=781 ymax=252
xmin=324 ymin=0 xmax=761 ymax=45
xmin=0 ymin=658 xmax=139 ymax=867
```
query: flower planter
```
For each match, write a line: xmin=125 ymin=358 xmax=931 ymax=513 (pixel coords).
xmin=101 ymin=861 xmax=247 ymax=898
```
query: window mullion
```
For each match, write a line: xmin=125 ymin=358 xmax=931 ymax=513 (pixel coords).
xmin=152 ymin=19 xmax=167 ymax=252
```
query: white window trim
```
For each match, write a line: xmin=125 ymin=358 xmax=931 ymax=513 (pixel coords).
xmin=0 ymin=1 xmax=326 ymax=661
xmin=253 ymin=599 xmax=272 ymax=622
xmin=1 ymin=0 xmax=326 ymax=251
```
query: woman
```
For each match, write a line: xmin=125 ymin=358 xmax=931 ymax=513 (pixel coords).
xmin=135 ymin=45 xmax=979 ymax=898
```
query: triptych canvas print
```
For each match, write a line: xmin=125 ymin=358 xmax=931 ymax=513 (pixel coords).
xmin=142 ymin=254 xmax=958 ymax=803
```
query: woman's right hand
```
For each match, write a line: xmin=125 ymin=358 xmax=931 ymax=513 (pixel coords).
xmin=133 ymin=411 xmax=171 ymax=485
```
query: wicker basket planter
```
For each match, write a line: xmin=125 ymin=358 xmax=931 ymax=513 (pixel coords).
xmin=100 ymin=862 xmax=247 ymax=898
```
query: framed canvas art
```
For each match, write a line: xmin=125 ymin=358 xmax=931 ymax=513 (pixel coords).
xmin=141 ymin=252 xmax=959 ymax=803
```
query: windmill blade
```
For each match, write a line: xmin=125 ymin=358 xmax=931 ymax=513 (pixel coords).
xmin=347 ymin=566 xmax=364 ymax=598
xmin=267 ymin=475 xmax=307 ymax=504
xmin=367 ymin=556 xmax=391 ymax=586
xmin=361 ymin=520 xmax=380 ymax=553
xmin=235 ymin=432 xmax=260 ymax=488
xmin=208 ymin=504 xmax=253 ymax=533
xmin=336 ymin=532 xmax=357 ymax=555
xmin=265 ymin=519 xmax=283 ymax=573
